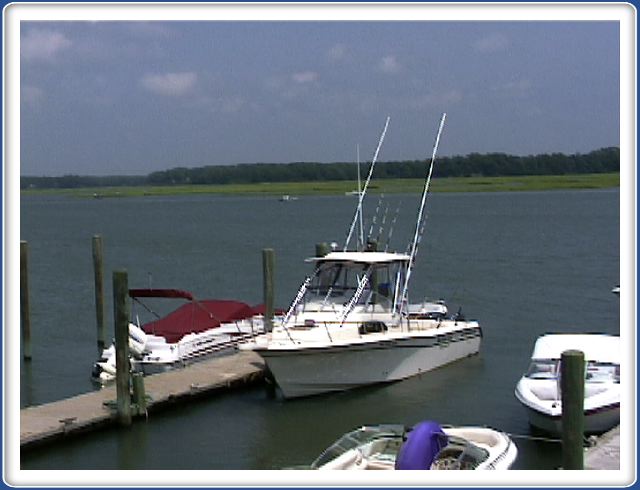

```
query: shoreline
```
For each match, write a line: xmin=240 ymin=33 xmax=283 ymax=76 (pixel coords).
xmin=21 ymin=172 xmax=619 ymax=199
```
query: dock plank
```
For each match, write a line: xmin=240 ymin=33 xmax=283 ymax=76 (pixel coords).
xmin=584 ymin=426 xmax=620 ymax=470
xmin=20 ymin=351 xmax=265 ymax=449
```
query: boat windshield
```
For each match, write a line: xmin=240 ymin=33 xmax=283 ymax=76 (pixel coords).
xmin=527 ymin=360 xmax=620 ymax=383
xmin=525 ymin=359 xmax=559 ymax=379
xmin=310 ymin=425 xmax=405 ymax=469
xmin=306 ymin=262 xmax=401 ymax=308
xmin=586 ymin=362 xmax=620 ymax=383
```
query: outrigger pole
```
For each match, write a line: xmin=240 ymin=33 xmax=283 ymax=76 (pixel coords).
xmin=397 ymin=113 xmax=447 ymax=316
xmin=356 ymin=144 xmax=364 ymax=249
xmin=343 ymin=116 xmax=390 ymax=251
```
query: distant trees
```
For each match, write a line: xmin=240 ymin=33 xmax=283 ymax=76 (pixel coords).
xmin=21 ymin=147 xmax=619 ymax=190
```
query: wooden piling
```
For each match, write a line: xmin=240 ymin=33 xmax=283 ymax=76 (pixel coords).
xmin=113 ymin=270 xmax=131 ymax=426
xmin=561 ymin=349 xmax=585 ymax=470
xmin=315 ymin=242 xmax=330 ymax=257
xmin=20 ymin=240 xmax=32 ymax=361
xmin=131 ymin=372 xmax=147 ymax=416
xmin=92 ymin=235 xmax=106 ymax=348
xmin=262 ymin=248 xmax=275 ymax=332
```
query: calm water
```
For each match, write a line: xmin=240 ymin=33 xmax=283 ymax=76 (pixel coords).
xmin=19 ymin=189 xmax=620 ymax=472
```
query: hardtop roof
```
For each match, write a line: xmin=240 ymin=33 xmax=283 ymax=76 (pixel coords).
xmin=307 ymin=251 xmax=411 ymax=264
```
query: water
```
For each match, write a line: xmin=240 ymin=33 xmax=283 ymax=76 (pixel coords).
xmin=18 ymin=189 xmax=620 ymax=472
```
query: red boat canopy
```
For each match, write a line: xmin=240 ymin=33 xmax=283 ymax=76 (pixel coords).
xmin=129 ymin=289 xmax=195 ymax=301
xmin=141 ymin=299 xmax=260 ymax=343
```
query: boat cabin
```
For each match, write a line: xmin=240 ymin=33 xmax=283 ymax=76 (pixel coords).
xmin=304 ymin=251 xmax=411 ymax=313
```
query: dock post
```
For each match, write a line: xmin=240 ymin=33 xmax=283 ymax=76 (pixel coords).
xmin=113 ymin=269 xmax=132 ymax=426
xmin=92 ymin=235 xmax=106 ymax=348
xmin=315 ymin=242 xmax=330 ymax=257
xmin=561 ymin=349 xmax=585 ymax=470
xmin=20 ymin=240 xmax=32 ymax=361
xmin=131 ymin=372 xmax=147 ymax=416
xmin=262 ymin=248 xmax=275 ymax=332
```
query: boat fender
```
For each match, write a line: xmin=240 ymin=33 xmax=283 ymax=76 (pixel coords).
xmin=97 ymin=361 xmax=117 ymax=376
xmin=395 ymin=421 xmax=448 ymax=470
xmin=128 ymin=323 xmax=148 ymax=345
xmin=129 ymin=337 xmax=146 ymax=357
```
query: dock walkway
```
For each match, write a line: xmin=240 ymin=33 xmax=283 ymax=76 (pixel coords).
xmin=584 ymin=426 xmax=620 ymax=470
xmin=21 ymin=351 xmax=265 ymax=449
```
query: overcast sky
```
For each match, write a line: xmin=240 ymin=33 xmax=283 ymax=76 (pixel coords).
xmin=20 ymin=20 xmax=619 ymax=177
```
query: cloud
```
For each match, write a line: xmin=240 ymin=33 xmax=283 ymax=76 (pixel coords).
xmin=140 ymin=72 xmax=198 ymax=96
xmin=378 ymin=55 xmax=401 ymax=74
xmin=22 ymin=29 xmax=72 ymax=62
xmin=473 ymin=33 xmax=509 ymax=53
xmin=291 ymin=71 xmax=319 ymax=84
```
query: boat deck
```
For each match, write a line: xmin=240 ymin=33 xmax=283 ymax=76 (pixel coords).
xmin=20 ymin=351 xmax=265 ymax=449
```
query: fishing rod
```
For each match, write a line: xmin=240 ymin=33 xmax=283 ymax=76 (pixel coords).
xmin=383 ymin=202 xmax=402 ymax=252
xmin=343 ymin=116 xmax=390 ymax=251
xmin=397 ymin=113 xmax=447 ymax=316
xmin=375 ymin=204 xmax=390 ymax=245
xmin=366 ymin=193 xmax=384 ymax=245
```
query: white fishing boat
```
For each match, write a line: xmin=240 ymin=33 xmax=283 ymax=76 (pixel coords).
xmin=243 ymin=114 xmax=482 ymax=398
xmin=92 ymin=289 xmax=275 ymax=384
xmin=303 ymin=420 xmax=517 ymax=470
xmin=514 ymin=333 xmax=620 ymax=435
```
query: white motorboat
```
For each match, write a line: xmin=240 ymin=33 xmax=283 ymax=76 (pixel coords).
xmin=304 ymin=420 xmax=517 ymax=470
xmin=279 ymin=194 xmax=298 ymax=202
xmin=514 ymin=333 xmax=620 ymax=435
xmin=244 ymin=251 xmax=482 ymax=398
xmin=92 ymin=289 xmax=275 ymax=384
xmin=243 ymin=114 xmax=482 ymax=398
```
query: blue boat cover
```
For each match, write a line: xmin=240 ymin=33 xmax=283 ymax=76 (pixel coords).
xmin=395 ymin=421 xmax=449 ymax=470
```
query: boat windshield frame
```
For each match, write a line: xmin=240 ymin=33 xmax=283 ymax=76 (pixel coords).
xmin=310 ymin=425 xmax=406 ymax=469
xmin=526 ymin=359 xmax=620 ymax=383
xmin=304 ymin=259 xmax=407 ymax=311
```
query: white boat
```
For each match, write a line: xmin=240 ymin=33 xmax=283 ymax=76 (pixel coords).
xmin=304 ymin=420 xmax=517 ymax=470
xmin=92 ymin=289 xmax=274 ymax=384
xmin=514 ymin=333 xmax=620 ymax=435
xmin=279 ymin=194 xmax=298 ymax=202
xmin=242 ymin=114 xmax=482 ymax=398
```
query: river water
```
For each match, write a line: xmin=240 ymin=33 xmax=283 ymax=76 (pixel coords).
xmin=18 ymin=189 xmax=621 ymax=476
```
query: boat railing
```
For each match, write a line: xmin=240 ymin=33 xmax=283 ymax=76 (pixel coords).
xmin=280 ymin=274 xmax=315 ymax=341
xmin=339 ymin=270 xmax=372 ymax=328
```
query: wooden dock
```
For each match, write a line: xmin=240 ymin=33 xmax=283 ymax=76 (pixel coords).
xmin=20 ymin=351 xmax=265 ymax=449
xmin=584 ymin=425 xmax=620 ymax=470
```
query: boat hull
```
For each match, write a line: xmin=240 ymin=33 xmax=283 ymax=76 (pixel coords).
xmin=256 ymin=326 xmax=482 ymax=398
xmin=519 ymin=401 xmax=620 ymax=436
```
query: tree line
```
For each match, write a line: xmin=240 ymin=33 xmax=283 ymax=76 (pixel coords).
xmin=21 ymin=147 xmax=619 ymax=190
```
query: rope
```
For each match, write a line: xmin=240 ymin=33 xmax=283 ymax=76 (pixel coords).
xmin=507 ymin=432 xmax=562 ymax=444
xmin=507 ymin=432 xmax=596 ymax=447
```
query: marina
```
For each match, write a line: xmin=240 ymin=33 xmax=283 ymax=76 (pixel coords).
xmin=10 ymin=9 xmax=628 ymax=486
xmin=17 ymin=188 xmax=623 ymax=477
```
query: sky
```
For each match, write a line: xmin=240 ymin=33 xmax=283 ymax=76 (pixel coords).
xmin=19 ymin=16 xmax=620 ymax=177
